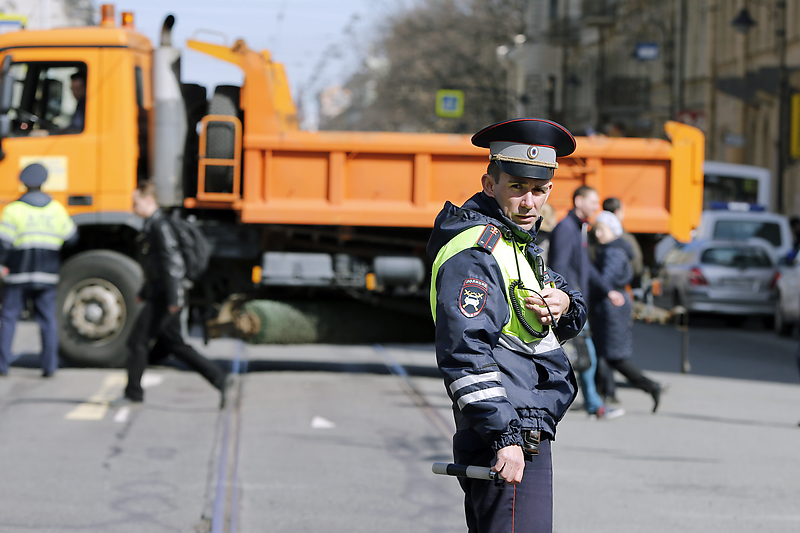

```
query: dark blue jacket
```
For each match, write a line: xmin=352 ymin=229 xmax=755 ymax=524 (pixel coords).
xmin=590 ymin=238 xmax=634 ymax=361
xmin=549 ymin=209 xmax=611 ymax=302
xmin=427 ymin=192 xmax=585 ymax=450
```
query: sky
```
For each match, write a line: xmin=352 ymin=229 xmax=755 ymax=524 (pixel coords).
xmin=113 ymin=0 xmax=400 ymax=128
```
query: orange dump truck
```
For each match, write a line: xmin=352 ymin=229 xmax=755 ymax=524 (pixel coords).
xmin=0 ymin=6 xmax=704 ymax=366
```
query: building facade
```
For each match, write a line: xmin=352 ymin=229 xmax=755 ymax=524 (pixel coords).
xmin=513 ymin=0 xmax=800 ymax=215
xmin=0 ymin=0 xmax=94 ymax=30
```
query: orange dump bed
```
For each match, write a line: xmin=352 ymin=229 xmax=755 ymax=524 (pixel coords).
xmin=185 ymin=40 xmax=704 ymax=242
xmin=186 ymin=122 xmax=703 ymax=242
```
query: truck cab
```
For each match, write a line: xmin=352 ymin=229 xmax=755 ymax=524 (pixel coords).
xmin=0 ymin=24 xmax=149 ymax=219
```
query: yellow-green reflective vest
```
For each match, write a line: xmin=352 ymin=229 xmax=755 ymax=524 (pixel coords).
xmin=0 ymin=200 xmax=74 ymax=250
xmin=430 ymin=224 xmax=547 ymax=344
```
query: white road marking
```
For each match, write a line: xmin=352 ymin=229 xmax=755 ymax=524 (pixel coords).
xmin=65 ymin=372 xmax=126 ymax=421
xmin=141 ymin=373 xmax=163 ymax=389
xmin=113 ymin=406 xmax=130 ymax=423
xmin=65 ymin=371 xmax=164 ymax=421
xmin=311 ymin=416 xmax=336 ymax=429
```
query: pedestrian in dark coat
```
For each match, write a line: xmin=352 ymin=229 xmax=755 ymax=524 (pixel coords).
xmin=549 ymin=186 xmax=624 ymax=419
xmin=590 ymin=211 xmax=663 ymax=412
xmin=112 ymin=180 xmax=231 ymax=408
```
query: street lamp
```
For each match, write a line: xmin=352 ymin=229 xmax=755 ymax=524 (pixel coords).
xmin=496 ymin=34 xmax=527 ymax=118
xmin=584 ymin=14 xmax=615 ymax=132
xmin=730 ymin=1 xmax=788 ymax=212
xmin=730 ymin=8 xmax=756 ymax=34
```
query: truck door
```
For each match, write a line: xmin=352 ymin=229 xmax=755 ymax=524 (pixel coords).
xmin=0 ymin=50 xmax=99 ymax=209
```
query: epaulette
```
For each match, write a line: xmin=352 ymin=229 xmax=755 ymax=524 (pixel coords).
xmin=474 ymin=224 xmax=502 ymax=253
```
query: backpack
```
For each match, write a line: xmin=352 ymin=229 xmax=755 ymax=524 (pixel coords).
xmin=167 ymin=213 xmax=212 ymax=281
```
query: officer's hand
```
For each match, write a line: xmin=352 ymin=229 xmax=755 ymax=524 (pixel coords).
xmin=524 ymin=288 xmax=570 ymax=325
xmin=168 ymin=305 xmax=181 ymax=314
xmin=493 ymin=445 xmax=525 ymax=484
xmin=607 ymin=290 xmax=625 ymax=307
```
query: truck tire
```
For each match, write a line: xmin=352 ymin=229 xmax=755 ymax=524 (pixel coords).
xmin=205 ymin=85 xmax=240 ymax=193
xmin=57 ymin=251 xmax=143 ymax=367
xmin=207 ymin=85 xmax=239 ymax=159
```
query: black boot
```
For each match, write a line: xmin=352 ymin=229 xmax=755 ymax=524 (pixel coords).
xmin=650 ymin=383 xmax=662 ymax=413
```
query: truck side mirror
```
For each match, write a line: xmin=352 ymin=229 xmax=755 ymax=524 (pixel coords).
xmin=0 ymin=55 xmax=13 ymax=160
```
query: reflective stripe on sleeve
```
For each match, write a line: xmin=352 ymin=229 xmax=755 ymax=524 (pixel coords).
xmin=449 ymin=371 xmax=502 ymax=395
xmin=12 ymin=233 xmax=65 ymax=249
xmin=13 ymin=240 xmax=62 ymax=251
xmin=4 ymin=272 xmax=59 ymax=284
xmin=456 ymin=387 xmax=508 ymax=410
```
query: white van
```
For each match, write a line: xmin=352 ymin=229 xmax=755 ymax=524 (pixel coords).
xmin=693 ymin=207 xmax=793 ymax=261
xmin=703 ymin=161 xmax=772 ymax=211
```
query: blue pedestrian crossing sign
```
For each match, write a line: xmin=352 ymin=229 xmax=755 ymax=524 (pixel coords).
xmin=436 ymin=90 xmax=464 ymax=118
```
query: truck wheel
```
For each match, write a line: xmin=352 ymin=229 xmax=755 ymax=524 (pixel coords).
xmin=204 ymin=85 xmax=240 ymax=193
xmin=57 ymin=251 xmax=143 ymax=367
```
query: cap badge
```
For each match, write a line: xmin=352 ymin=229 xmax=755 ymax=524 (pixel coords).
xmin=527 ymin=146 xmax=539 ymax=160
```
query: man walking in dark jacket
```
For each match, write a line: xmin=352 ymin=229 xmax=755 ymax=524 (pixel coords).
xmin=116 ymin=181 xmax=230 ymax=407
xmin=549 ymin=186 xmax=624 ymax=419
xmin=0 ymin=164 xmax=77 ymax=377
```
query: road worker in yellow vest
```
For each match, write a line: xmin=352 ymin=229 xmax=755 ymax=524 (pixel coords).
xmin=0 ymin=164 xmax=78 ymax=377
xmin=427 ymin=118 xmax=587 ymax=533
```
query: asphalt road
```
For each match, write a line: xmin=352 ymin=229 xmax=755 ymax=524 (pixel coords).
xmin=0 ymin=316 xmax=798 ymax=533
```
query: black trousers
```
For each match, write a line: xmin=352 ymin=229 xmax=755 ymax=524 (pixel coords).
xmin=602 ymin=357 xmax=659 ymax=397
xmin=454 ymin=430 xmax=553 ymax=533
xmin=125 ymin=298 xmax=225 ymax=402
xmin=595 ymin=355 xmax=616 ymax=399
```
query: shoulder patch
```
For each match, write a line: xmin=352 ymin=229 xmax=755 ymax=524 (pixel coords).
xmin=475 ymin=225 xmax=502 ymax=252
xmin=459 ymin=278 xmax=488 ymax=318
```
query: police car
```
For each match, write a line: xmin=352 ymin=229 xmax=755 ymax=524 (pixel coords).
xmin=692 ymin=203 xmax=793 ymax=262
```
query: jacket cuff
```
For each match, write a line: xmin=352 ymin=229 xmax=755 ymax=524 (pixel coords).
xmin=561 ymin=290 xmax=581 ymax=319
xmin=491 ymin=428 xmax=524 ymax=452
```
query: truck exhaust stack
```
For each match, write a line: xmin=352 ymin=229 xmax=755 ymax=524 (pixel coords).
xmin=152 ymin=14 xmax=187 ymax=207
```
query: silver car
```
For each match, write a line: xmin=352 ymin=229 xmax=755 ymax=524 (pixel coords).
xmin=774 ymin=254 xmax=800 ymax=335
xmin=658 ymin=240 xmax=778 ymax=320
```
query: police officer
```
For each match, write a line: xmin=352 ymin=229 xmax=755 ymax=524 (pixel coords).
xmin=0 ymin=164 xmax=77 ymax=377
xmin=428 ymin=118 xmax=587 ymax=533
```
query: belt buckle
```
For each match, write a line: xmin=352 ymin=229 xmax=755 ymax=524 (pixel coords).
xmin=521 ymin=429 xmax=540 ymax=456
